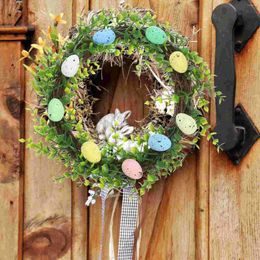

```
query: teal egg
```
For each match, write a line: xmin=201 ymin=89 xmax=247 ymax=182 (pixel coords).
xmin=145 ymin=26 xmax=167 ymax=45
xmin=47 ymin=98 xmax=65 ymax=122
xmin=93 ymin=29 xmax=116 ymax=45
xmin=148 ymin=134 xmax=172 ymax=152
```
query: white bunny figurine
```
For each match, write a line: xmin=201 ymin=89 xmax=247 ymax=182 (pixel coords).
xmin=96 ymin=109 xmax=134 ymax=142
xmin=96 ymin=113 xmax=115 ymax=140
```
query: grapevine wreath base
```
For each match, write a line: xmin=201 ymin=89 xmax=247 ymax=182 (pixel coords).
xmin=21 ymin=4 xmax=222 ymax=259
xmin=22 ymin=7 xmax=220 ymax=198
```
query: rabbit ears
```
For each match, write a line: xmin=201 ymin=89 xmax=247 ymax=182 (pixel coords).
xmin=114 ymin=109 xmax=131 ymax=122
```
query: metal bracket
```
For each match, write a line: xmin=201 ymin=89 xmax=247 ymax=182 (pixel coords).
xmin=226 ymin=105 xmax=259 ymax=165
xmin=231 ymin=0 xmax=260 ymax=52
xmin=212 ymin=0 xmax=260 ymax=164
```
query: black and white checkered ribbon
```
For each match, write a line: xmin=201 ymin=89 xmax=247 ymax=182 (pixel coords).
xmin=99 ymin=186 xmax=139 ymax=260
xmin=117 ymin=186 xmax=139 ymax=260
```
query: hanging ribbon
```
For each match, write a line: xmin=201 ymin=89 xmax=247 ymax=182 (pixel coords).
xmin=99 ymin=187 xmax=111 ymax=260
xmin=117 ymin=186 xmax=139 ymax=260
xmin=99 ymin=186 xmax=139 ymax=260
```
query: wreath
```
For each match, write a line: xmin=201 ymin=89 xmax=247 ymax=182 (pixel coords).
xmin=21 ymin=6 xmax=221 ymax=202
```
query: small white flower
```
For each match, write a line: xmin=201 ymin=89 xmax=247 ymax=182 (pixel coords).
xmin=166 ymin=102 xmax=175 ymax=116
xmin=121 ymin=140 xmax=136 ymax=152
xmin=155 ymin=100 xmax=167 ymax=114
xmin=121 ymin=140 xmax=146 ymax=153
xmin=88 ymin=190 xmax=95 ymax=196
xmin=108 ymin=132 xmax=124 ymax=144
xmin=85 ymin=196 xmax=95 ymax=206
xmin=154 ymin=88 xmax=176 ymax=116
xmin=85 ymin=190 xmax=96 ymax=206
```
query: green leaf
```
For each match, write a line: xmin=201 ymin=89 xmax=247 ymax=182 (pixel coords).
xmin=171 ymin=94 xmax=180 ymax=103
xmin=101 ymin=164 xmax=109 ymax=175
xmin=114 ymin=49 xmax=121 ymax=56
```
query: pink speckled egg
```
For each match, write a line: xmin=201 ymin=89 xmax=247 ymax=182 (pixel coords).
xmin=122 ymin=159 xmax=143 ymax=180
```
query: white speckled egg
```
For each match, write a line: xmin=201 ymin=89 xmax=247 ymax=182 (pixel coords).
xmin=61 ymin=54 xmax=80 ymax=78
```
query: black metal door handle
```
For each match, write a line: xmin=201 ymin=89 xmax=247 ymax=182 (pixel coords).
xmin=212 ymin=4 xmax=240 ymax=151
xmin=212 ymin=0 xmax=260 ymax=164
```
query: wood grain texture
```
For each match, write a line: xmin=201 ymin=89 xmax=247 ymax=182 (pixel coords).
xmin=209 ymin=1 xmax=260 ymax=259
xmin=71 ymin=2 xmax=89 ymax=259
xmin=25 ymin=1 xmax=73 ymax=260
xmin=0 ymin=0 xmax=23 ymax=25
xmin=0 ymin=0 xmax=258 ymax=259
xmin=195 ymin=0 xmax=213 ymax=259
xmin=72 ymin=0 xmax=89 ymax=24
xmin=0 ymin=41 xmax=24 ymax=260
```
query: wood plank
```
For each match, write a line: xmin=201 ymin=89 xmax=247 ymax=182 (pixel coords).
xmin=72 ymin=0 xmax=89 ymax=24
xmin=88 ymin=0 xmax=199 ymax=259
xmin=24 ymin=1 xmax=73 ymax=260
xmin=71 ymin=2 xmax=89 ymax=259
xmin=87 ymin=2 xmax=121 ymax=258
xmin=0 ymin=41 xmax=24 ymax=260
xmin=142 ymin=157 xmax=197 ymax=260
xmin=209 ymin=0 xmax=260 ymax=259
xmin=89 ymin=0 xmax=119 ymax=10
xmin=195 ymin=0 xmax=213 ymax=259
xmin=131 ymin=1 xmax=198 ymax=259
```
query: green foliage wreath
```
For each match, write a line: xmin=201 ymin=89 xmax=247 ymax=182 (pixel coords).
xmin=21 ymin=6 xmax=221 ymax=198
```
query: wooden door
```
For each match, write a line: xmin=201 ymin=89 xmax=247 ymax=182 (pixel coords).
xmin=0 ymin=0 xmax=259 ymax=259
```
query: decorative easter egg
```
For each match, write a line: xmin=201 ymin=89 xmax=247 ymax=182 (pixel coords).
xmin=148 ymin=134 xmax=172 ymax=152
xmin=122 ymin=159 xmax=143 ymax=180
xmin=169 ymin=51 xmax=188 ymax=73
xmin=176 ymin=113 xmax=197 ymax=135
xmin=93 ymin=29 xmax=116 ymax=45
xmin=145 ymin=26 xmax=167 ymax=45
xmin=81 ymin=141 xmax=101 ymax=163
xmin=61 ymin=54 xmax=80 ymax=77
xmin=47 ymin=98 xmax=65 ymax=122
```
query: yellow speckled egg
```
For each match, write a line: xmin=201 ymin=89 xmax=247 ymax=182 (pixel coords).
xmin=169 ymin=51 xmax=188 ymax=73
xmin=81 ymin=141 xmax=101 ymax=163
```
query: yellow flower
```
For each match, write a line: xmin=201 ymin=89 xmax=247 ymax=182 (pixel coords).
xmin=19 ymin=50 xmax=30 ymax=61
xmin=58 ymin=33 xmax=68 ymax=46
xmin=47 ymin=25 xmax=52 ymax=39
xmin=22 ymin=50 xmax=30 ymax=58
xmin=50 ymin=13 xmax=67 ymax=26
xmin=31 ymin=37 xmax=46 ymax=54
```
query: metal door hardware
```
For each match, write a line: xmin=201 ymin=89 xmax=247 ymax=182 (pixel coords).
xmin=212 ymin=0 xmax=260 ymax=164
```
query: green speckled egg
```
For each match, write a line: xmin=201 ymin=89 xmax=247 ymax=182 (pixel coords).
xmin=47 ymin=98 xmax=65 ymax=122
xmin=145 ymin=26 xmax=167 ymax=45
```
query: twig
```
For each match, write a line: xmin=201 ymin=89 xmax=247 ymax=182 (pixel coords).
xmin=146 ymin=64 xmax=171 ymax=91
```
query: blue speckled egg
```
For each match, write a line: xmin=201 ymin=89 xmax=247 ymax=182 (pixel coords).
xmin=93 ymin=29 xmax=116 ymax=45
xmin=148 ymin=134 xmax=172 ymax=152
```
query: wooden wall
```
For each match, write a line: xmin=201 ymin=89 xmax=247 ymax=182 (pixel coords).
xmin=0 ymin=0 xmax=259 ymax=259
